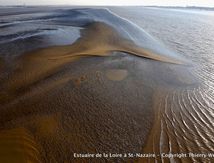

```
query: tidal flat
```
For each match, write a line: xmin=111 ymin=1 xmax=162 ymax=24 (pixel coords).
xmin=0 ymin=6 xmax=213 ymax=163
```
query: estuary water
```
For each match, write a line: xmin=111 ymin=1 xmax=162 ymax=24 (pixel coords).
xmin=111 ymin=7 xmax=214 ymax=162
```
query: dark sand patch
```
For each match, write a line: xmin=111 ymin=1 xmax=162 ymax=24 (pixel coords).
xmin=0 ymin=57 xmax=3 ymax=67
xmin=0 ymin=57 xmax=4 ymax=74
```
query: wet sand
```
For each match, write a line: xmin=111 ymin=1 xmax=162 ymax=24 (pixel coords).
xmin=0 ymin=7 xmax=199 ymax=163
xmin=0 ymin=21 xmax=158 ymax=163
xmin=1 ymin=22 xmax=182 ymax=105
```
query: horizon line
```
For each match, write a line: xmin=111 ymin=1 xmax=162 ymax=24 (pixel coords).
xmin=0 ymin=5 xmax=214 ymax=7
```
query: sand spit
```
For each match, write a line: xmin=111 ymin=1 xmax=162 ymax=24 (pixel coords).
xmin=1 ymin=22 xmax=182 ymax=103
xmin=50 ymin=22 xmax=183 ymax=64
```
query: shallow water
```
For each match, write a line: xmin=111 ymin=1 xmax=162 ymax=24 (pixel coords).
xmin=0 ymin=6 xmax=213 ymax=162
xmin=111 ymin=7 xmax=214 ymax=162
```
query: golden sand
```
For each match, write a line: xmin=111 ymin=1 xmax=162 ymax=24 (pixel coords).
xmin=0 ymin=128 xmax=41 ymax=163
xmin=3 ymin=22 xmax=181 ymax=96
xmin=50 ymin=22 xmax=182 ymax=65
xmin=106 ymin=69 xmax=128 ymax=81
xmin=34 ymin=114 xmax=60 ymax=137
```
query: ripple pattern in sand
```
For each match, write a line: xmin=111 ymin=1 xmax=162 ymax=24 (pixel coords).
xmin=142 ymin=85 xmax=214 ymax=162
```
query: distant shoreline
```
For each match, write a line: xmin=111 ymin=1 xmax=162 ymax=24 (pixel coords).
xmin=0 ymin=5 xmax=213 ymax=12
xmin=145 ymin=6 xmax=214 ymax=11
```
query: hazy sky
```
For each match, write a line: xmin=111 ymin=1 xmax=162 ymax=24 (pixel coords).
xmin=1 ymin=0 xmax=214 ymax=7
